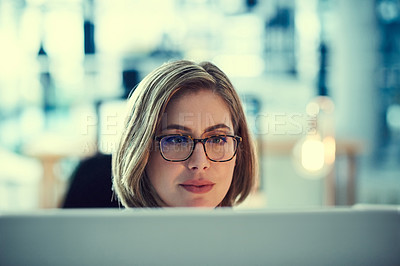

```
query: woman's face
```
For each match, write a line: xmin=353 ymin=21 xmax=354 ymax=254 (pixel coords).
xmin=146 ymin=89 xmax=236 ymax=207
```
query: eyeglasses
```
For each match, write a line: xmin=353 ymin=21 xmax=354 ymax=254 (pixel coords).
xmin=155 ymin=134 xmax=242 ymax=162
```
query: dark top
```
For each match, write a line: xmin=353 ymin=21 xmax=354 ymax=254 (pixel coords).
xmin=62 ymin=153 xmax=120 ymax=208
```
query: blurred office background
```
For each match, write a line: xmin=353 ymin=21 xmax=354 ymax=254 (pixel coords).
xmin=0 ymin=0 xmax=399 ymax=210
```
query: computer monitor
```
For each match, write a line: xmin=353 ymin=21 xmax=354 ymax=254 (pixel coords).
xmin=0 ymin=206 xmax=399 ymax=266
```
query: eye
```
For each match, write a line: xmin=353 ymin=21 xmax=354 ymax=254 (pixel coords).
xmin=163 ymin=135 xmax=189 ymax=144
xmin=209 ymin=136 xmax=227 ymax=144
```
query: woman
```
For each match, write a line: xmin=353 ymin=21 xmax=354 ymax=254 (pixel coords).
xmin=112 ymin=60 xmax=257 ymax=207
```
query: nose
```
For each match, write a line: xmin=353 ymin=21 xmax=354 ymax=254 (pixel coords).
xmin=187 ymin=142 xmax=210 ymax=170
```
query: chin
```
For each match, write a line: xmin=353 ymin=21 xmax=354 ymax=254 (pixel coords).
xmin=182 ymin=199 xmax=219 ymax=208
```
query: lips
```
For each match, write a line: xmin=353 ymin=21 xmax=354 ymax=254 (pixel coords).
xmin=179 ymin=180 xmax=215 ymax=194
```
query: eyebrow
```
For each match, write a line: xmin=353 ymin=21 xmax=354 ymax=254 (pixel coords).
xmin=204 ymin=123 xmax=232 ymax=133
xmin=163 ymin=123 xmax=232 ymax=134
xmin=163 ymin=124 xmax=192 ymax=132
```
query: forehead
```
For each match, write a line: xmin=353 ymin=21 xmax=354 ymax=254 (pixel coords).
xmin=162 ymin=89 xmax=233 ymax=132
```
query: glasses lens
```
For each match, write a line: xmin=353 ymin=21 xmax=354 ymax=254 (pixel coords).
xmin=205 ymin=136 xmax=237 ymax=161
xmin=160 ymin=135 xmax=193 ymax=161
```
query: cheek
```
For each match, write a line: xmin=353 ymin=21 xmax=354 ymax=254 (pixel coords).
xmin=146 ymin=151 xmax=181 ymax=187
xmin=215 ymin=160 xmax=236 ymax=185
xmin=227 ymin=161 xmax=236 ymax=180
xmin=228 ymin=156 xmax=237 ymax=173
xmin=146 ymin=151 xmax=165 ymax=185
xmin=224 ymin=157 xmax=237 ymax=183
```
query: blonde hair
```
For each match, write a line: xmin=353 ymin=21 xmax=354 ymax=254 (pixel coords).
xmin=112 ymin=60 xmax=257 ymax=207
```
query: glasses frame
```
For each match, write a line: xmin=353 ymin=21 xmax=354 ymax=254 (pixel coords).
xmin=155 ymin=134 xmax=242 ymax=162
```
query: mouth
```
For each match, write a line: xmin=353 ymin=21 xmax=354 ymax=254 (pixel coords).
xmin=179 ymin=180 xmax=215 ymax=194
